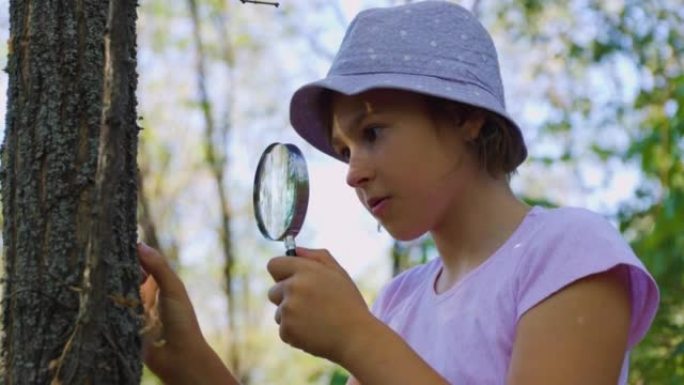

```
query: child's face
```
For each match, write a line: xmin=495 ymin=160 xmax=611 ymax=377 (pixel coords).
xmin=330 ymin=89 xmax=483 ymax=240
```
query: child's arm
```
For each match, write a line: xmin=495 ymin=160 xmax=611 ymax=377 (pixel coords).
xmin=270 ymin=250 xmax=632 ymax=385
xmin=267 ymin=248 xmax=449 ymax=385
xmin=337 ymin=316 xmax=449 ymax=385
xmin=138 ymin=243 xmax=240 ymax=385
xmin=507 ymin=266 xmax=632 ymax=385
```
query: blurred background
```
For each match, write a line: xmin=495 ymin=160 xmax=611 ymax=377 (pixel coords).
xmin=0 ymin=0 xmax=681 ymax=384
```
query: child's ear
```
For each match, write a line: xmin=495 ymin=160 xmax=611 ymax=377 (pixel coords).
xmin=462 ymin=110 xmax=486 ymax=141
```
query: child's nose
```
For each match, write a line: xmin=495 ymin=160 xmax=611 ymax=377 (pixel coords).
xmin=346 ymin=155 xmax=373 ymax=188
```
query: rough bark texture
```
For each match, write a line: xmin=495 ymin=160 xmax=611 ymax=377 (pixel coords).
xmin=1 ymin=1 xmax=142 ymax=384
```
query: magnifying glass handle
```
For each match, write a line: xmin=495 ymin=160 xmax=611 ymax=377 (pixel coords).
xmin=285 ymin=235 xmax=297 ymax=256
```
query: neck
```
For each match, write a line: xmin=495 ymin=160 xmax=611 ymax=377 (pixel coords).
xmin=430 ymin=172 xmax=530 ymax=293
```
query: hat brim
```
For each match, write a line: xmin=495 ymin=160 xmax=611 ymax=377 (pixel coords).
xmin=290 ymin=73 xmax=526 ymax=163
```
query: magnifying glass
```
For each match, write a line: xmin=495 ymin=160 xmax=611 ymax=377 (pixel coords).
xmin=253 ymin=142 xmax=309 ymax=256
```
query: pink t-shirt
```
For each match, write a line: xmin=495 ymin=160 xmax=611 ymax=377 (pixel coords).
xmin=371 ymin=206 xmax=659 ymax=385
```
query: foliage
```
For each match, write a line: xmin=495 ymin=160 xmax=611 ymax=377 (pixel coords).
xmin=503 ymin=1 xmax=683 ymax=382
xmin=328 ymin=367 xmax=350 ymax=385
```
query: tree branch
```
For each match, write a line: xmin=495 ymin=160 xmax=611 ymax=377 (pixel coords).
xmin=240 ymin=0 xmax=279 ymax=7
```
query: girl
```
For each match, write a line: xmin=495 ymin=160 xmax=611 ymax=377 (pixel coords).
xmin=139 ymin=2 xmax=659 ymax=384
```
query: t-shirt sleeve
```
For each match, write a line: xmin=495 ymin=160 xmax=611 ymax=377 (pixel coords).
xmin=515 ymin=208 xmax=660 ymax=349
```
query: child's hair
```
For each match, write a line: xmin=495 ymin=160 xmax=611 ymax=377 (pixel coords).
xmin=320 ymin=89 xmax=525 ymax=178
xmin=425 ymin=96 xmax=526 ymax=178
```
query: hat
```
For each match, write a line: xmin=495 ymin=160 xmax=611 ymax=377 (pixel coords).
xmin=289 ymin=1 xmax=527 ymax=164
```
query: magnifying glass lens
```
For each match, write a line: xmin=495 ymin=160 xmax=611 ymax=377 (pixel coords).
xmin=253 ymin=143 xmax=309 ymax=255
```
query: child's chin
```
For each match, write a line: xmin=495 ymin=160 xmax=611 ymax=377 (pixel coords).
xmin=385 ymin=226 xmax=428 ymax=242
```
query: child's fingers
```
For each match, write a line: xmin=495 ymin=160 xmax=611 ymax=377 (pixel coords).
xmin=267 ymin=281 xmax=285 ymax=305
xmin=137 ymin=243 xmax=186 ymax=299
xmin=295 ymin=247 xmax=344 ymax=270
xmin=140 ymin=266 xmax=149 ymax=284
xmin=140 ymin=275 xmax=159 ymax=307
xmin=267 ymin=256 xmax=305 ymax=281
xmin=139 ymin=274 xmax=165 ymax=352
xmin=267 ymin=249 xmax=347 ymax=284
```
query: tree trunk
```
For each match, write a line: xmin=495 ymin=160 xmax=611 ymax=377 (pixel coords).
xmin=2 ymin=1 xmax=142 ymax=384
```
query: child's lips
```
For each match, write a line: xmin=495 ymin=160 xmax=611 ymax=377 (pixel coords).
xmin=368 ymin=197 xmax=390 ymax=216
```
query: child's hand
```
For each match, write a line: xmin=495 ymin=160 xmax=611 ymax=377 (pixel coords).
xmin=266 ymin=247 xmax=376 ymax=364
xmin=138 ymin=243 xmax=237 ymax=385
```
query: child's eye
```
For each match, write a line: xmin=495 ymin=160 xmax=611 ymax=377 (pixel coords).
xmin=362 ymin=126 xmax=382 ymax=143
xmin=337 ymin=147 xmax=350 ymax=161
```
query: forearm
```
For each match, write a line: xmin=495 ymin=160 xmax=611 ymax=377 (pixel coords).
xmin=338 ymin=317 xmax=449 ymax=385
xmin=155 ymin=342 xmax=240 ymax=385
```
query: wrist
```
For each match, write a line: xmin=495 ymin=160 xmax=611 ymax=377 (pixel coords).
xmin=335 ymin=314 xmax=386 ymax=369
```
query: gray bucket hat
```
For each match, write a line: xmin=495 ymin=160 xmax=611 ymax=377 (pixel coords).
xmin=289 ymin=1 xmax=527 ymax=164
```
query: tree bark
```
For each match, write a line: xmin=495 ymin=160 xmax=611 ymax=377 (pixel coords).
xmin=2 ymin=1 xmax=142 ymax=384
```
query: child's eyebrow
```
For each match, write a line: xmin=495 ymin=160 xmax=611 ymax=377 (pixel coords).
xmin=345 ymin=102 xmax=377 ymax=131
xmin=330 ymin=101 xmax=377 ymax=146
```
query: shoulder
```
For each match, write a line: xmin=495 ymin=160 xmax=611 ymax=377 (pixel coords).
xmin=516 ymin=205 xmax=659 ymax=349
xmin=371 ymin=258 xmax=440 ymax=319
xmin=533 ymin=205 xmax=621 ymax=240
xmin=522 ymin=206 xmax=636 ymax=264
xmin=518 ymin=205 xmax=644 ymax=287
